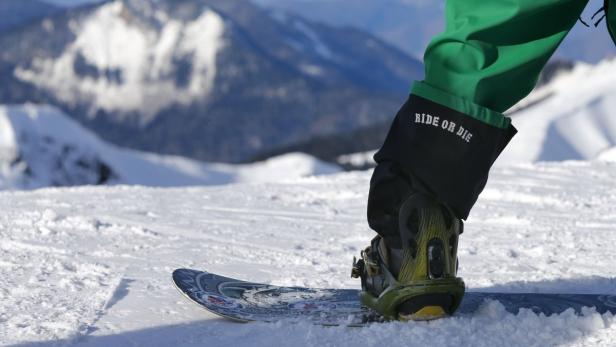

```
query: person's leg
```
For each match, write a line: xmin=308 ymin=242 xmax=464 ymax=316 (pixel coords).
xmin=425 ymin=0 xmax=590 ymax=113
xmin=355 ymin=0 xmax=590 ymax=320
xmin=373 ymin=0 xmax=590 ymax=244
xmin=607 ymin=0 xmax=616 ymax=44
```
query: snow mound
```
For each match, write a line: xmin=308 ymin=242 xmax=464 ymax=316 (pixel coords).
xmin=0 ymin=104 xmax=341 ymax=190
xmin=597 ymin=147 xmax=616 ymax=162
xmin=235 ymin=153 xmax=341 ymax=182
xmin=499 ymin=59 xmax=616 ymax=165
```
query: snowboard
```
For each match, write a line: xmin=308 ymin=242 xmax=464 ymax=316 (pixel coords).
xmin=172 ymin=268 xmax=616 ymax=326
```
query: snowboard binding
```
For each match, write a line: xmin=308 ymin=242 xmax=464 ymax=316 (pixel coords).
xmin=352 ymin=193 xmax=465 ymax=321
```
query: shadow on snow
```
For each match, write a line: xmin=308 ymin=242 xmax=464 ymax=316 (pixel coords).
xmin=11 ymin=276 xmax=616 ymax=347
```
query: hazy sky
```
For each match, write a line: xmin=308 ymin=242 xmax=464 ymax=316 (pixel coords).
xmin=42 ymin=0 xmax=103 ymax=6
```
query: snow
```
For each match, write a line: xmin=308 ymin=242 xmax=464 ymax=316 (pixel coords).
xmin=337 ymin=150 xmax=377 ymax=168
xmin=14 ymin=0 xmax=226 ymax=121
xmin=499 ymin=58 xmax=616 ymax=164
xmin=2 ymin=160 xmax=616 ymax=346
xmin=598 ymin=147 xmax=616 ymax=162
xmin=0 ymin=104 xmax=341 ymax=190
xmin=179 ymin=11 xmax=225 ymax=99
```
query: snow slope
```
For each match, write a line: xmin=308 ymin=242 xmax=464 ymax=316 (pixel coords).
xmin=500 ymin=58 xmax=616 ymax=164
xmin=0 ymin=104 xmax=340 ymax=190
xmin=2 ymin=160 xmax=616 ymax=346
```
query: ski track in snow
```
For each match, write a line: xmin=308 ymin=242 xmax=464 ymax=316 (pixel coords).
xmin=2 ymin=162 xmax=616 ymax=346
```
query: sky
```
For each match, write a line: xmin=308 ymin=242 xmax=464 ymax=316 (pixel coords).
xmin=40 ymin=0 xmax=614 ymax=63
xmin=42 ymin=0 xmax=103 ymax=6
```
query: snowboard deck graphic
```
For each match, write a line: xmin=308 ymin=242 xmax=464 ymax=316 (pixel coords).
xmin=172 ymin=268 xmax=616 ymax=326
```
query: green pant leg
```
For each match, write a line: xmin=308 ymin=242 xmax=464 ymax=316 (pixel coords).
xmin=372 ymin=0 xmax=590 ymax=222
xmin=423 ymin=0 xmax=589 ymax=114
xmin=608 ymin=0 xmax=616 ymax=44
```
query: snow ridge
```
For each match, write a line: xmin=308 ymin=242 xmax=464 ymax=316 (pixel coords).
xmin=0 ymin=104 xmax=341 ymax=190
xmin=500 ymin=59 xmax=616 ymax=164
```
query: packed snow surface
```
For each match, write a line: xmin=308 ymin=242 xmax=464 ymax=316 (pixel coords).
xmin=2 ymin=160 xmax=616 ymax=346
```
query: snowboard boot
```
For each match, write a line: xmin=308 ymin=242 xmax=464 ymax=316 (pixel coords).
xmin=352 ymin=193 xmax=465 ymax=321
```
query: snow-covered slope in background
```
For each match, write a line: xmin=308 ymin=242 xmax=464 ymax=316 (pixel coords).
xmin=2 ymin=162 xmax=616 ymax=346
xmin=500 ymin=59 xmax=616 ymax=164
xmin=0 ymin=104 xmax=340 ymax=190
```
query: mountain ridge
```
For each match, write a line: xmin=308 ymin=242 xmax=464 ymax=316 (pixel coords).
xmin=0 ymin=0 xmax=423 ymax=163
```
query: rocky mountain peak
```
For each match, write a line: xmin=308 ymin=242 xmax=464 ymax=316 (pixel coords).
xmin=0 ymin=0 xmax=422 ymax=162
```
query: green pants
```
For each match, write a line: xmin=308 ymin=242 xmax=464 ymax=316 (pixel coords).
xmin=372 ymin=0 xmax=616 ymax=221
xmin=370 ymin=1 xmax=616 ymax=245
xmin=417 ymin=0 xmax=608 ymax=126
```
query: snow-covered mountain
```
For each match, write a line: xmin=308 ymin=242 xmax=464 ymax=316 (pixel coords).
xmin=0 ymin=0 xmax=422 ymax=163
xmin=0 ymin=104 xmax=340 ymax=190
xmin=254 ymin=0 xmax=443 ymax=59
xmin=499 ymin=58 xmax=616 ymax=164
